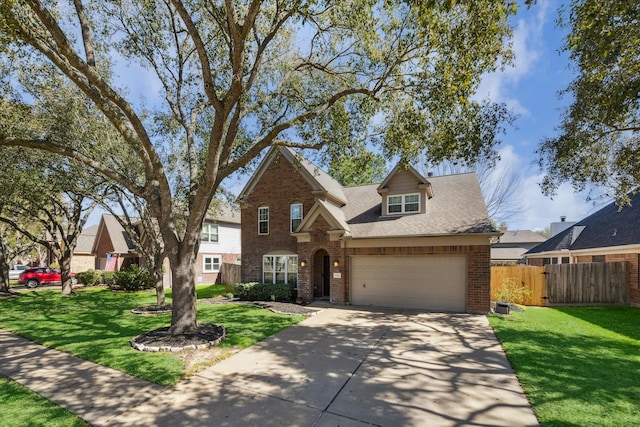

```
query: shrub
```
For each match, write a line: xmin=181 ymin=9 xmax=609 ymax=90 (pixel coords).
xmin=234 ymin=282 xmax=294 ymax=302
xmin=495 ymin=278 xmax=532 ymax=305
xmin=111 ymin=265 xmax=154 ymax=291
xmin=76 ymin=269 xmax=102 ymax=287
xmin=101 ymin=271 xmax=116 ymax=287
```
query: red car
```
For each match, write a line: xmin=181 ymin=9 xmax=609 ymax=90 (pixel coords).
xmin=18 ymin=267 xmax=77 ymax=289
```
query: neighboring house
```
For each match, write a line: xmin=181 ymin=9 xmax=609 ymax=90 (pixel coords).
xmin=194 ymin=204 xmax=242 ymax=285
xmin=525 ymin=192 xmax=640 ymax=307
xmin=491 ymin=230 xmax=547 ymax=265
xmin=93 ymin=214 xmax=141 ymax=272
xmin=88 ymin=208 xmax=241 ymax=285
xmin=70 ymin=225 xmax=98 ymax=273
xmin=238 ymin=147 xmax=499 ymax=313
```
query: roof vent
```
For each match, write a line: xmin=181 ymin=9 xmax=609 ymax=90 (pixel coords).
xmin=560 ymin=216 xmax=566 ymax=222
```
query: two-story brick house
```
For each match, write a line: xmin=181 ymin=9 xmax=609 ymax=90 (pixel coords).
xmin=238 ymin=147 xmax=499 ymax=313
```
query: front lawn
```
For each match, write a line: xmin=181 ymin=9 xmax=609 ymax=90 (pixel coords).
xmin=0 ymin=375 xmax=88 ymax=427
xmin=0 ymin=287 xmax=303 ymax=386
xmin=489 ymin=306 xmax=640 ymax=426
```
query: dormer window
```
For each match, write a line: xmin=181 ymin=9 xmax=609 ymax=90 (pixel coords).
xmin=388 ymin=194 xmax=420 ymax=214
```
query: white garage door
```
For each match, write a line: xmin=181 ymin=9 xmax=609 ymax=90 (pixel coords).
xmin=351 ymin=255 xmax=466 ymax=311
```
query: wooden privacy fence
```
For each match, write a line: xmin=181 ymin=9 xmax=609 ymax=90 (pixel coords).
xmin=491 ymin=266 xmax=547 ymax=306
xmin=491 ymin=262 xmax=630 ymax=306
xmin=220 ymin=263 xmax=241 ymax=286
xmin=545 ymin=262 xmax=629 ymax=305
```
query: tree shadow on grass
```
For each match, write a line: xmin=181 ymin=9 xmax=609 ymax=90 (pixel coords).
xmin=0 ymin=289 xmax=302 ymax=385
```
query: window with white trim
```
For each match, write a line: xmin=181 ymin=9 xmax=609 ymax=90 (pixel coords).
xmin=290 ymin=203 xmax=303 ymax=233
xmin=387 ymin=194 xmax=420 ymax=214
xmin=201 ymin=222 xmax=219 ymax=242
xmin=263 ymin=255 xmax=298 ymax=287
xmin=203 ymin=255 xmax=221 ymax=272
xmin=258 ymin=207 xmax=269 ymax=235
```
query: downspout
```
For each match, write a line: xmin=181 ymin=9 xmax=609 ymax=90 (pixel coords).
xmin=340 ymin=233 xmax=351 ymax=305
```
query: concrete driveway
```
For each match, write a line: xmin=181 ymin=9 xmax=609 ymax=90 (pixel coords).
xmin=111 ymin=307 xmax=538 ymax=426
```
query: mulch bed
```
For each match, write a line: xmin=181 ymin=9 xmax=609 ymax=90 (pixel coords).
xmin=131 ymin=323 xmax=226 ymax=352
xmin=129 ymin=299 xmax=321 ymax=352
xmin=131 ymin=305 xmax=172 ymax=315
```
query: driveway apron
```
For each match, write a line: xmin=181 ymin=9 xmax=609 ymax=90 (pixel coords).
xmin=111 ymin=307 xmax=538 ymax=427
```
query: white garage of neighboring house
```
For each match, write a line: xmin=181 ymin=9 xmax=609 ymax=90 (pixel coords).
xmin=240 ymin=147 xmax=498 ymax=313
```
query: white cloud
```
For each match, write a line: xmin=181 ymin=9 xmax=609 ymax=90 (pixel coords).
xmin=487 ymin=143 xmax=604 ymax=232
xmin=475 ymin=1 xmax=551 ymax=115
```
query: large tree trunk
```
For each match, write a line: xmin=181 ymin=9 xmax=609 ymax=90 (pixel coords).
xmin=168 ymin=245 xmax=198 ymax=335
xmin=59 ymin=247 xmax=74 ymax=296
xmin=153 ymin=251 xmax=166 ymax=307
xmin=0 ymin=239 xmax=10 ymax=293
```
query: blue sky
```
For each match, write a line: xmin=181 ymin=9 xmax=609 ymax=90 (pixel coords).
xmin=477 ymin=0 xmax=606 ymax=231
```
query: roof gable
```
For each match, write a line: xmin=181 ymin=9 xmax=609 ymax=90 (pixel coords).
xmin=94 ymin=214 xmax=137 ymax=254
xmin=377 ymin=164 xmax=434 ymax=198
xmin=238 ymin=147 xmax=347 ymax=206
xmin=296 ymin=199 xmax=350 ymax=234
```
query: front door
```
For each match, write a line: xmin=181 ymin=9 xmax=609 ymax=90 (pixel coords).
xmin=322 ymin=255 xmax=331 ymax=297
xmin=313 ymin=249 xmax=330 ymax=298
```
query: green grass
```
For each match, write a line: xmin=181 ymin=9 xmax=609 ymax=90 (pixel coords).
xmin=0 ymin=375 xmax=88 ymax=427
xmin=0 ymin=287 xmax=303 ymax=386
xmin=489 ymin=306 xmax=640 ymax=426
xmin=166 ymin=283 xmax=230 ymax=299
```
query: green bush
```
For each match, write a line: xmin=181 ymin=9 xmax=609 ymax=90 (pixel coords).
xmin=495 ymin=277 xmax=532 ymax=305
xmin=76 ymin=269 xmax=102 ymax=286
xmin=101 ymin=271 xmax=116 ymax=287
xmin=234 ymin=282 xmax=294 ymax=302
xmin=111 ymin=265 xmax=154 ymax=291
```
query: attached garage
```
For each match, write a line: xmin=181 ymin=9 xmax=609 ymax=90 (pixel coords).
xmin=350 ymin=255 xmax=467 ymax=312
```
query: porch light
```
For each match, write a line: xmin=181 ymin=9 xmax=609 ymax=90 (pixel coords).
xmin=300 ymin=260 xmax=307 ymax=267
xmin=333 ymin=260 xmax=339 ymax=267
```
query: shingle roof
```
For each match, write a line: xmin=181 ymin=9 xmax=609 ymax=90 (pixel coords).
xmin=102 ymin=214 xmax=137 ymax=254
xmin=491 ymin=247 xmax=529 ymax=261
xmin=342 ymin=172 xmax=495 ymax=238
xmin=75 ymin=225 xmax=98 ymax=254
xmin=526 ymin=191 xmax=640 ymax=254
xmin=206 ymin=202 xmax=241 ymax=224
xmin=294 ymin=149 xmax=347 ymax=205
xmin=499 ymin=230 xmax=547 ymax=244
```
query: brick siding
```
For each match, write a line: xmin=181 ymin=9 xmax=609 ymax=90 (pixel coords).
xmin=241 ymin=155 xmax=318 ymax=283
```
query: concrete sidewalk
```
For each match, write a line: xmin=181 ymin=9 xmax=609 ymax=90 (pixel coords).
xmin=1 ymin=308 xmax=539 ymax=426
xmin=0 ymin=329 xmax=166 ymax=426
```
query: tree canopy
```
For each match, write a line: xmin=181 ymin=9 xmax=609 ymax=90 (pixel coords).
xmin=537 ymin=0 xmax=640 ymax=203
xmin=0 ymin=0 xmax=518 ymax=334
